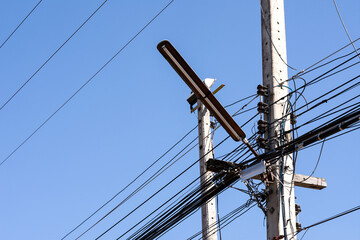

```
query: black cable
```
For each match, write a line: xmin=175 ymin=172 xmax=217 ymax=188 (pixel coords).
xmin=126 ymin=171 xmax=241 ymax=240
xmin=0 ymin=0 xmax=43 ymax=49
xmin=332 ymin=0 xmax=360 ymax=59
xmin=299 ymin=229 xmax=309 ymax=240
xmin=300 ymin=125 xmax=360 ymax=152
xmin=0 ymin=0 xmax=175 ymax=167
xmin=60 ymin=125 xmax=197 ymax=239
xmin=287 ymin=99 xmax=360 ymax=136
xmin=0 ymin=0 xmax=109 ymax=111
xmin=298 ymin=139 xmax=325 ymax=183
xmin=126 ymin=175 xmax=216 ymax=240
xmin=267 ymin=51 xmax=360 ymax=123
xmin=301 ymin=205 xmax=360 ymax=231
xmin=233 ymin=106 xmax=257 ymax=117
xmin=239 ymin=108 xmax=360 ymax=167
xmin=101 ymin=104 xmax=258 ymax=239
xmin=216 ymin=194 xmax=222 ymax=240
xmin=224 ymin=94 xmax=257 ymax=108
xmin=95 ymin=136 xmax=230 ymax=239
xmin=196 ymin=202 xmax=257 ymax=240
xmin=188 ymin=200 xmax=256 ymax=240
xmin=295 ymin=46 xmax=360 ymax=80
xmin=268 ymin=73 xmax=360 ymax=132
xmin=68 ymin=90 xmax=258 ymax=239
xmin=121 ymin=172 xmax=205 ymax=240
xmin=232 ymin=95 xmax=258 ymax=116
xmin=123 ymin=117 xmax=360 ymax=239
xmin=307 ymin=60 xmax=360 ymax=87
xmin=75 ymin=132 xmax=201 ymax=239
xmin=288 ymin=38 xmax=360 ymax=83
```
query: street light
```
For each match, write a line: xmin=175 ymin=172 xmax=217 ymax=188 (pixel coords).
xmin=157 ymin=40 xmax=246 ymax=142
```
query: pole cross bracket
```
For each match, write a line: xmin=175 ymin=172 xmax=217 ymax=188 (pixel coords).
xmin=273 ymin=235 xmax=284 ymax=240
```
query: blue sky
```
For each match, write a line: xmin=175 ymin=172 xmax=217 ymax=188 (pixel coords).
xmin=0 ymin=0 xmax=359 ymax=239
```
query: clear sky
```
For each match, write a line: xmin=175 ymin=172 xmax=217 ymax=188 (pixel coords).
xmin=0 ymin=0 xmax=359 ymax=239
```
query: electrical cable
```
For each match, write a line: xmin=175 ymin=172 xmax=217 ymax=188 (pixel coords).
xmin=64 ymin=92 xmax=257 ymax=239
xmin=60 ymin=125 xmax=197 ymax=240
xmin=298 ymin=139 xmax=325 ymax=182
xmin=0 ymin=0 xmax=109 ymax=111
xmin=0 ymin=0 xmax=175 ymax=167
xmin=0 ymin=0 xmax=43 ymax=49
xmin=238 ymin=108 xmax=360 ymax=167
xmin=332 ymin=0 xmax=360 ymax=60
xmin=94 ymin=136 xmax=230 ymax=239
xmin=296 ymin=47 xmax=360 ymax=79
xmin=121 ymin=172 xmax=205 ymax=240
xmin=92 ymin=101 xmax=259 ymax=239
xmin=116 ymin=109 xmax=360 ymax=239
xmin=216 ymin=194 xmax=222 ymax=240
xmin=124 ymin=171 xmax=241 ymax=240
xmin=299 ymin=229 xmax=309 ymax=240
xmin=187 ymin=200 xmax=256 ymax=240
xmin=232 ymin=95 xmax=258 ymax=116
xmin=288 ymin=38 xmax=360 ymax=82
xmin=67 ymin=44 xmax=360 ymax=238
xmin=291 ymin=205 xmax=360 ymax=240
xmin=273 ymin=49 xmax=360 ymax=114
xmin=224 ymin=94 xmax=257 ymax=108
xmin=74 ymin=132 xmax=203 ymax=240
xmin=267 ymin=72 xmax=360 ymax=132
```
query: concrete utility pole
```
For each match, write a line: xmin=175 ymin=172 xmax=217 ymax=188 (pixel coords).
xmin=260 ymin=0 xmax=297 ymax=239
xmin=197 ymin=97 xmax=218 ymax=240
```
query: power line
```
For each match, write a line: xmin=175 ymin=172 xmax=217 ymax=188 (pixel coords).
xmin=0 ymin=0 xmax=109 ymax=112
xmin=291 ymin=205 xmax=360 ymax=240
xmin=95 ymin=136 xmax=230 ymax=239
xmin=0 ymin=0 xmax=175 ymax=167
xmin=60 ymin=125 xmax=197 ymax=240
xmin=224 ymin=94 xmax=257 ymax=108
xmin=296 ymin=46 xmax=360 ymax=79
xmin=85 ymin=103 xmax=258 ymax=239
xmin=332 ymin=0 xmax=360 ymax=60
xmin=108 ymin=107 xmax=360 ymax=239
xmin=187 ymin=199 xmax=256 ymax=240
xmin=298 ymin=139 xmax=325 ymax=183
xmin=61 ymin=91 xmax=256 ymax=239
xmin=267 ymin=65 xmax=360 ymax=132
xmin=289 ymin=37 xmax=360 ymax=81
xmin=0 ymin=0 xmax=43 ymax=49
xmin=75 ymin=133 xmax=202 ymax=240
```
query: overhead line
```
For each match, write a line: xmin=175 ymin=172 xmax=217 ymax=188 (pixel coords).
xmin=290 ymin=37 xmax=360 ymax=80
xmin=332 ymin=0 xmax=360 ymax=60
xmin=0 ymin=0 xmax=109 ymax=112
xmin=0 ymin=0 xmax=175 ymax=167
xmin=0 ymin=0 xmax=43 ymax=49
xmin=60 ymin=125 xmax=197 ymax=240
xmin=75 ymin=130 xmax=201 ymax=240
xmin=91 ymin=103 xmax=258 ymax=239
xmin=291 ymin=205 xmax=360 ymax=240
xmin=62 ymin=91 xmax=256 ymax=239
xmin=94 ymin=136 xmax=230 ymax=239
